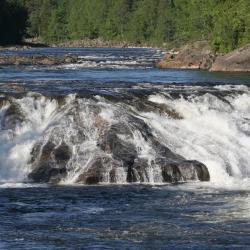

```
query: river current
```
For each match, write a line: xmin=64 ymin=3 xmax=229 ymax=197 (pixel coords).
xmin=1 ymin=48 xmax=250 ymax=249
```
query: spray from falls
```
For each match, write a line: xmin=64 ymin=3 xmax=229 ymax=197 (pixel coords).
xmin=145 ymin=85 xmax=250 ymax=184
xmin=0 ymin=85 xmax=249 ymax=186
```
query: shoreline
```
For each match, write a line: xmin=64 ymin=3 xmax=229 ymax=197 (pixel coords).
xmin=1 ymin=39 xmax=250 ymax=73
xmin=155 ymin=41 xmax=250 ymax=72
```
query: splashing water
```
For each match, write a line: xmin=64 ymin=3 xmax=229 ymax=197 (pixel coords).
xmin=145 ymin=85 xmax=250 ymax=186
xmin=0 ymin=84 xmax=249 ymax=188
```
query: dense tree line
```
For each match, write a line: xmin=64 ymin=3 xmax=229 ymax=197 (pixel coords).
xmin=0 ymin=0 xmax=27 ymax=45
xmin=1 ymin=0 xmax=250 ymax=53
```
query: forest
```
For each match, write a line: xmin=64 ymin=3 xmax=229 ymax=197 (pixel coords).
xmin=0 ymin=0 xmax=27 ymax=45
xmin=1 ymin=0 xmax=250 ymax=53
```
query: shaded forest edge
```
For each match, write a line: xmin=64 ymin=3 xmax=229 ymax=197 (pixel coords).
xmin=1 ymin=0 xmax=250 ymax=53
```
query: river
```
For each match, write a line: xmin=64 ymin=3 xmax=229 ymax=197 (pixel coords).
xmin=0 ymin=48 xmax=250 ymax=249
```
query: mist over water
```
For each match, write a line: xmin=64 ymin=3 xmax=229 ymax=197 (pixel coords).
xmin=1 ymin=48 xmax=250 ymax=249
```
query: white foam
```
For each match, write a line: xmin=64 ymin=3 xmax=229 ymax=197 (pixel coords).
xmin=0 ymin=95 xmax=59 ymax=182
xmin=0 ymin=182 xmax=47 ymax=188
xmin=0 ymin=86 xmax=250 ymax=188
xmin=145 ymin=91 xmax=250 ymax=187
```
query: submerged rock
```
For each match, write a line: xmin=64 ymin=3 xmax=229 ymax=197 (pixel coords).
xmin=28 ymin=141 xmax=72 ymax=183
xmin=132 ymin=99 xmax=183 ymax=119
xmin=1 ymin=102 xmax=25 ymax=129
xmin=76 ymin=157 xmax=123 ymax=184
xmin=160 ymin=160 xmax=210 ymax=183
xmin=26 ymin=97 xmax=210 ymax=185
xmin=100 ymin=123 xmax=137 ymax=166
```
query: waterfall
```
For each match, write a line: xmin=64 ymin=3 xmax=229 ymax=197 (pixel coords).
xmin=0 ymin=85 xmax=249 ymax=186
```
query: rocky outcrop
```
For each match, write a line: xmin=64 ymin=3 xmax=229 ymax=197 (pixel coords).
xmin=1 ymin=102 xmax=25 ymax=129
xmin=210 ymin=45 xmax=250 ymax=72
xmin=160 ymin=160 xmax=210 ymax=183
xmin=0 ymin=54 xmax=78 ymax=66
xmin=27 ymin=102 xmax=210 ymax=184
xmin=157 ymin=41 xmax=250 ymax=72
xmin=28 ymin=141 xmax=72 ymax=183
xmin=156 ymin=41 xmax=215 ymax=70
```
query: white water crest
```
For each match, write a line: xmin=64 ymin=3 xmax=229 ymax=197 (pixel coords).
xmin=57 ymin=52 xmax=161 ymax=70
xmin=0 ymin=85 xmax=250 ymax=187
xmin=145 ymin=85 xmax=250 ymax=186
xmin=0 ymin=93 xmax=59 ymax=182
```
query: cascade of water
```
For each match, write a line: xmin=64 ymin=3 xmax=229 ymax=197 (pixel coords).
xmin=0 ymin=85 xmax=249 ymax=186
xmin=145 ymin=85 xmax=250 ymax=184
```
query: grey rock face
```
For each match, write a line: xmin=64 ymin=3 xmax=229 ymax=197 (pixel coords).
xmin=24 ymin=96 xmax=210 ymax=185
xmin=211 ymin=45 xmax=250 ymax=72
xmin=2 ymin=102 xmax=25 ymax=129
xmin=28 ymin=141 xmax=71 ymax=183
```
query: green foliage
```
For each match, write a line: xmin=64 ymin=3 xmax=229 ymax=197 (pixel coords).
xmin=210 ymin=0 xmax=250 ymax=53
xmin=2 ymin=0 xmax=250 ymax=52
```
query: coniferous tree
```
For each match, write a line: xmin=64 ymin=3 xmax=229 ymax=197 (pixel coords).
xmin=2 ymin=0 xmax=250 ymax=52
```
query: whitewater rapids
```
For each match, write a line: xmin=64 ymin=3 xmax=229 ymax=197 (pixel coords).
xmin=0 ymin=84 xmax=250 ymax=187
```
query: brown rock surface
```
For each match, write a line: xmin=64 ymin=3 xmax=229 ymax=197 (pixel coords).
xmin=156 ymin=41 xmax=215 ymax=70
xmin=210 ymin=45 xmax=250 ymax=72
xmin=0 ymin=54 xmax=78 ymax=66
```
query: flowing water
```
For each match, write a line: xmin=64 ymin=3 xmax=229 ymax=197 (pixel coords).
xmin=1 ymin=48 xmax=250 ymax=249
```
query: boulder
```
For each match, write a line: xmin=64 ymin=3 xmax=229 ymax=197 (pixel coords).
xmin=129 ymin=158 xmax=151 ymax=183
xmin=156 ymin=41 xmax=215 ymax=70
xmin=132 ymin=99 xmax=183 ymax=119
xmin=160 ymin=160 xmax=210 ymax=183
xmin=210 ymin=45 xmax=250 ymax=72
xmin=28 ymin=141 xmax=72 ymax=183
xmin=100 ymin=123 xmax=137 ymax=166
xmin=1 ymin=102 xmax=25 ymax=129
xmin=27 ymin=110 xmax=210 ymax=185
xmin=76 ymin=157 xmax=123 ymax=184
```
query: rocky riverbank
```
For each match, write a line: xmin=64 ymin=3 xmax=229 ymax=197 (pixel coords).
xmin=156 ymin=41 xmax=250 ymax=72
xmin=156 ymin=41 xmax=215 ymax=70
xmin=210 ymin=45 xmax=250 ymax=72
xmin=1 ymin=40 xmax=250 ymax=71
xmin=0 ymin=54 xmax=78 ymax=66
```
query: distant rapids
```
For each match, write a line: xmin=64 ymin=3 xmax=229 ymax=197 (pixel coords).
xmin=0 ymin=84 xmax=249 ymax=186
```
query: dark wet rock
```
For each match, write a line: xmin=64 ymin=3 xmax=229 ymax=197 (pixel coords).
xmin=54 ymin=142 xmax=71 ymax=164
xmin=160 ymin=159 xmax=210 ymax=183
xmin=127 ymin=115 xmax=153 ymax=140
xmin=0 ymin=96 xmax=9 ymax=109
xmin=28 ymin=141 xmax=71 ymax=183
xmin=100 ymin=123 xmax=137 ymax=166
xmin=126 ymin=115 xmax=184 ymax=160
xmin=151 ymin=139 xmax=185 ymax=161
xmin=53 ymin=96 xmax=67 ymax=107
xmin=29 ymin=163 xmax=66 ymax=183
xmin=2 ymin=102 xmax=25 ymax=129
xmin=26 ymin=100 xmax=210 ymax=185
xmin=129 ymin=158 xmax=150 ymax=183
xmin=133 ymin=99 xmax=183 ymax=119
xmin=29 ymin=142 xmax=42 ymax=164
xmin=76 ymin=157 xmax=123 ymax=184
